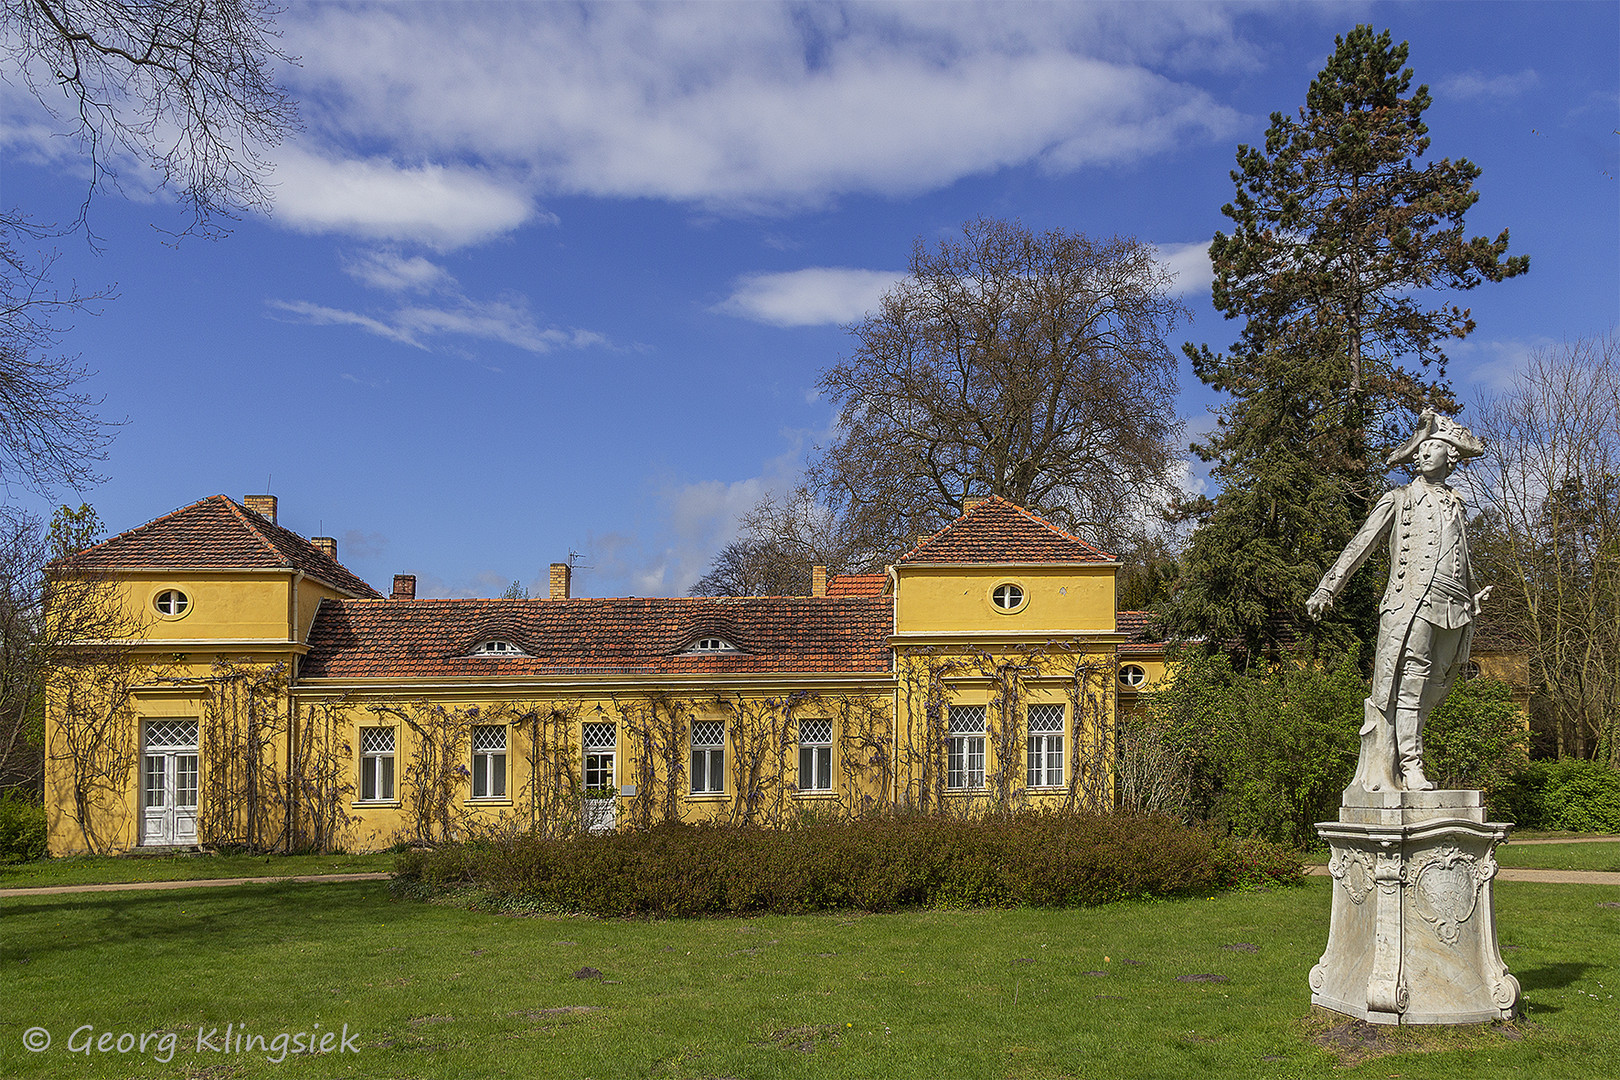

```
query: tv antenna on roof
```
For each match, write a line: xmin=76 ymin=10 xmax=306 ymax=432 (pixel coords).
xmin=568 ymin=548 xmax=594 ymax=570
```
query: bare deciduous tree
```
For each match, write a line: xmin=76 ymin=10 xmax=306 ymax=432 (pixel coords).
xmin=1 ymin=0 xmax=298 ymax=494
xmin=1466 ymin=333 xmax=1620 ymax=764
xmin=812 ymin=217 xmax=1186 ymax=561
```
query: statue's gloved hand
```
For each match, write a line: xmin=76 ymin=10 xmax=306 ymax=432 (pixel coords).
xmin=1306 ymin=589 xmax=1333 ymax=621
xmin=1472 ymin=585 xmax=1493 ymax=614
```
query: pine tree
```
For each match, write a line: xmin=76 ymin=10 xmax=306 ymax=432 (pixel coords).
xmin=1169 ymin=25 xmax=1528 ymax=659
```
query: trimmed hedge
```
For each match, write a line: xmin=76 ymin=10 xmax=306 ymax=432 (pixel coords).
xmin=1489 ymin=759 xmax=1620 ymax=833
xmin=394 ymin=812 xmax=1303 ymax=917
xmin=0 ymin=790 xmax=47 ymax=864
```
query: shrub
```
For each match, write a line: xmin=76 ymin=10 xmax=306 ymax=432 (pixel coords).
xmin=1489 ymin=759 xmax=1620 ymax=832
xmin=0 ymin=790 xmax=47 ymax=864
xmin=393 ymin=812 xmax=1303 ymax=917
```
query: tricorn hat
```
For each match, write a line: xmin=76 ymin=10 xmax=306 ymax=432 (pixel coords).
xmin=1387 ymin=409 xmax=1486 ymax=467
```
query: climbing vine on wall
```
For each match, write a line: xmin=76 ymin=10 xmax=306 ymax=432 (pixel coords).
xmin=195 ymin=659 xmax=290 ymax=850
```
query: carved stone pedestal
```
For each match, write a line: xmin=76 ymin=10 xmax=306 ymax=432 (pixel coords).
xmin=1310 ymin=790 xmax=1518 ymax=1025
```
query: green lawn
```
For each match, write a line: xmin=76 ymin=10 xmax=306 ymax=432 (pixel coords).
xmin=0 ymin=851 xmax=395 ymax=889
xmin=1495 ymin=841 xmax=1620 ymax=873
xmin=1 ymin=879 xmax=1616 ymax=1079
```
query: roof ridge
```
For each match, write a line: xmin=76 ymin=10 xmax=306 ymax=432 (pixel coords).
xmin=220 ymin=495 xmax=289 ymax=563
xmin=55 ymin=493 xmax=222 ymax=564
xmin=1003 ymin=498 xmax=1114 ymax=560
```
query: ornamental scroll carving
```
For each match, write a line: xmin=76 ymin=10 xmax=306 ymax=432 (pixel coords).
xmin=1409 ymin=846 xmax=1495 ymax=945
xmin=1328 ymin=847 xmax=1375 ymax=905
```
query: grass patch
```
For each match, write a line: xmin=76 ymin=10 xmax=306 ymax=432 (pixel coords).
xmin=1495 ymin=841 xmax=1620 ymax=873
xmin=0 ymin=879 xmax=1614 ymax=1078
xmin=0 ymin=852 xmax=395 ymax=889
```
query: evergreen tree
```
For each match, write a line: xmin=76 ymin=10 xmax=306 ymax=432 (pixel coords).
xmin=1169 ymin=25 xmax=1527 ymax=659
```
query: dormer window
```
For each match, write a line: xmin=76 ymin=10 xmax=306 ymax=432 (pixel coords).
xmin=471 ymin=640 xmax=525 ymax=657
xmin=687 ymin=637 xmax=738 ymax=653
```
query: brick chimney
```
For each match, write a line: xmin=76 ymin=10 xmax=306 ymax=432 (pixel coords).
xmin=311 ymin=536 xmax=337 ymax=561
xmin=812 ymin=565 xmax=828 ymax=597
xmin=243 ymin=494 xmax=278 ymax=524
xmin=549 ymin=563 xmax=571 ymax=600
xmin=964 ymin=497 xmax=987 ymax=511
xmin=391 ymin=574 xmax=416 ymax=600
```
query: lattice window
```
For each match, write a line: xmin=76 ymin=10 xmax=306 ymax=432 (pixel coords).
xmin=798 ymin=718 xmax=833 ymax=792
xmin=471 ymin=725 xmax=507 ymax=799
xmin=145 ymin=719 xmax=198 ymax=750
xmin=691 ymin=720 xmax=725 ymax=794
xmin=360 ymin=726 xmax=396 ymax=801
xmin=1027 ymin=704 xmax=1065 ymax=788
xmin=361 ymin=727 xmax=395 ymax=755
xmin=948 ymin=705 xmax=986 ymax=790
xmin=583 ymin=722 xmax=617 ymax=749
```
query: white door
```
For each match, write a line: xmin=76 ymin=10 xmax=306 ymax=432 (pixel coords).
xmin=142 ymin=720 xmax=199 ymax=846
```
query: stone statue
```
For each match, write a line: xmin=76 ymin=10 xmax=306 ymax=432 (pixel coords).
xmin=1307 ymin=410 xmax=1490 ymax=793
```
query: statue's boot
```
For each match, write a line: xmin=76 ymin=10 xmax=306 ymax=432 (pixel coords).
xmin=1396 ymin=706 xmax=1436 ymax=792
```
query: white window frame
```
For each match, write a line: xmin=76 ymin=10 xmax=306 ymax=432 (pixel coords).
xmin=583 ymin=721 xmax=617 ymax=794
xmin=359 ymin=727 xmax=396 ymax=802
xmin=1119 ymin=663 xmax=1147 ymax=689
xmin=947 ymin=705 xmax=986 ymax=790
xmin=472 ymin=640 xmax=525 ymax=657
xmin=686 ymin=637 xmax=738 ymax=653
xmin=1026 ymin=704 xmax=1065 ymax=789
xmin=154 ymin=588 xmax=190 ymax=617
xmin=690 ymin=720 xmax=725 ymax=794
xmin=470 ymin=725 xmax=507 ymax=799
xmin=798 ymin=718 xmax=833 ymax=793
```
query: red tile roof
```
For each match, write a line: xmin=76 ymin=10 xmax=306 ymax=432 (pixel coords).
xmin=826 ymin=573 xmax=887 ymax=597
xmin=300 ymin=595 xmax=894 ymax=679
xmin=1115 ymin=609 xmax=1167 ymax=653
xmin=54 ymin=495 xmax=382 ymax=598
xmin=896 ymin=496 xmax=1114 ymax=564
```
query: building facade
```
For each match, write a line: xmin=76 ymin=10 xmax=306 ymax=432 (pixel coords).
xmin=45 ymin=494 xmax=1164 ymax=855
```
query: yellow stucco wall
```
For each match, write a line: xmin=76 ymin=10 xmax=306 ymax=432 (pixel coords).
xmin=894 ymin=564 xmax=1116 ymax=636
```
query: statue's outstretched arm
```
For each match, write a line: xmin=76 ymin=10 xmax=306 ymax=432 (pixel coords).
xmin=1308 ymin=490 xmax=1398 ymax=619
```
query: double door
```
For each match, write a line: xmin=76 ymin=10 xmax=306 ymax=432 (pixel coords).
xmin=142 ymin=720 xmax=198 ymax=846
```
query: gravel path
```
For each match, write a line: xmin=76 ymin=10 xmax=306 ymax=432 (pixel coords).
xmin=0 ymin=872 xmax=391 ymax=898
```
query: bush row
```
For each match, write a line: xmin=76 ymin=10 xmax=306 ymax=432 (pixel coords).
xmin=394 ymin=812 xmax=1303 ymax=917
xmin=0 ymin=790 xmax=47 ymax=864
xmin=1489 ymin=759 xmax=1620 ymax=833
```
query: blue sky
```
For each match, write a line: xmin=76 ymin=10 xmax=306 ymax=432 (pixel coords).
xmin=3 ymin=1 xmax=1616 ymax=598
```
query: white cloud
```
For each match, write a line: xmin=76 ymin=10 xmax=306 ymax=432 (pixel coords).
xmin=341 ymin=250 xmax=459 ymax=293
xmin=280 ymin=3 xmax=1247 ymax=214
xmin=1452 ymin=337 xmax=1552 ymax=394
xmin=269 ymin=293 xmax=605 ymax=356
xmin=716 ymin=268 xmax=904 ymax=327
xmin=271 ymin=147 xmax=539 ymax=249
xmin=268 ymin=300 xmax=425 ymax=348
xmin=1439 ymin=69 xmax=1540 ymax=102
xmin=1154 ymin=240 xmax=1215 ymax=298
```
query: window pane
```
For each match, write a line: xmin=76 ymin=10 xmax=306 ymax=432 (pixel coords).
xmin=361 ymin=759 xmax=376 ymax=801
xmin=381 ymin=756 xmax=395 ymax=800
xmin=145 ymin=756 xmax=165 ymax=806
xmin=473 ymin=757 xmax=488 ymax=798
xmin=799 ymin=745 xmax=812 ymax=787
xmin=176 ymin=754 xmax=198 ymax=807
xmin=691 ymin=749 xmax=706 ymax=793
xmin=492 ymin=753 xmax=506 ymax=797
xmin=815 ymin=746 xmax=832 ymax=789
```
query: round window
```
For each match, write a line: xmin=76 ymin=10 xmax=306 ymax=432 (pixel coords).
xmin=154 ymin=589 xmax=190 ymax=617
xmin=991 ymin=583 xmax=1025 ymax=611
xmin=1118 ymin=664 xmax=1147 ymax=689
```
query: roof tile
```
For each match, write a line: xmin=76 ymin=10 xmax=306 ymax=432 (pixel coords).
xmin=896 ymin=496 xmax=1113 ymax=565
xmin=301 ymin=595 xmax=893 ymax=679
xmin=55 ymin=495 xmax=382 ymax=598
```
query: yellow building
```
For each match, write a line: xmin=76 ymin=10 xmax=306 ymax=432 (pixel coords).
xmin=46 ymin=494 xmax=1149 ymax=855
